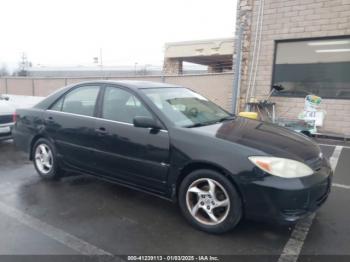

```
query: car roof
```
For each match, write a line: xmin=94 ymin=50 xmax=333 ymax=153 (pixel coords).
xmin=34 ymin=80 xmax=184 ymax=110
xmin=76 ymin=80 xmax=183 ymax=90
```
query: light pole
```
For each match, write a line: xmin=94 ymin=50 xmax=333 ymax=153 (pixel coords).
xmin=144 ymin=64 xmax=151 ymax=75
xmin=99 ymin=48 xmax=103 ymax=69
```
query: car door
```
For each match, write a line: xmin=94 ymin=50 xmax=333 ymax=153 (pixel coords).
xmin=45 ymin=84 xmax=101 ymax=171
xmin=93 ymin=85 xmax=170 ymax=192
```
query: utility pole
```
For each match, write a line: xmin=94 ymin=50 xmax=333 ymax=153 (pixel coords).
xmin=134 ymin=62 xmax=138 ymax=76
xmin=18 ymin=52 xmax=29 ymax=76
xmin=99 ymin=48 xmax=104 ymax=78
xmin=99 ymin=48 xmax=103 ymax=69
xmin=232 ymin=25 xmax=244 ymax=114
xmin=20 ymin=53 xmax=28 ymax=71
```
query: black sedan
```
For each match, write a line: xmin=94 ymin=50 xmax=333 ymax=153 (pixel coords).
xmin=13 ymin=81 xmax=332 ymax=234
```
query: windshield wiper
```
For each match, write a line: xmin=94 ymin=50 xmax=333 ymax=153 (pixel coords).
xmin=185 ymin=121 xmax=218 ymax=128
xmin=185 ymin=116 xmax=236 ymax=128
xmin=217 ymin=115 xmax=236 ymax=122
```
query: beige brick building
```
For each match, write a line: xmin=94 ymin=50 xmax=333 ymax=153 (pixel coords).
xmin=234 ymin=0 xmax=350 ymax=135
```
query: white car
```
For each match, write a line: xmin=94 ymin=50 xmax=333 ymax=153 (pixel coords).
xmin=0 ymin=94 xmax=44 ymax=141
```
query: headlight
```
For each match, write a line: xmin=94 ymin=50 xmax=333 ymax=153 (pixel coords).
xmin=248 ymin=156 xmax=314 ymax=178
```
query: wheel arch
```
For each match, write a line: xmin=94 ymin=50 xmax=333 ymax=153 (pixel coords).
xmin=29 ymin=134 xmax=54 ymax=160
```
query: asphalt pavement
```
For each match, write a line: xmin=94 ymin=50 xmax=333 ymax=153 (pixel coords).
xmin=0 ymin=139 xmax=349 ymax=261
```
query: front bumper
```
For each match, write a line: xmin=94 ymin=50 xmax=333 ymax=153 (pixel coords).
xmin=242 ymin=158 xmax=333 ymax=223
xmin=0 ymin=123 xmax=13 ymax=141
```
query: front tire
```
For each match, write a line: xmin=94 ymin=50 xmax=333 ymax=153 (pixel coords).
xmin=179 ymin=169 xmax=242 ymax=234
xmin=33 ymin=138 xmax=63 ymax=180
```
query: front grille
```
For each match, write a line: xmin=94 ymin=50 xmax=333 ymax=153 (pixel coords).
xmin=0 ymin=115 xmax=13 ymax=124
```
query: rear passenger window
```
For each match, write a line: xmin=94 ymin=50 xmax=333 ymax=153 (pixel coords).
xmin=53 ymin=86 xmax=100 ymax=117
xmin=102 ymin=87 xmax=152 ymax=123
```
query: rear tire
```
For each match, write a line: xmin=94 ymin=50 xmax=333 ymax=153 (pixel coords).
xmin=32 ymin=138 xmax=63 ymax=180
xmin=178 ymin=169 xmax=242 ymax=234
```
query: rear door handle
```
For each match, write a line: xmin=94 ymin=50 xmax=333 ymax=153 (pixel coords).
xmin=46 ymin=116 xmax=54 ymax=122
xmin=95 ymin=127 xmax=107 ymax=134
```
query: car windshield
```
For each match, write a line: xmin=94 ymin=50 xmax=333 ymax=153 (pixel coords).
xmin=141 ymin=87 xmax=232 ymax=127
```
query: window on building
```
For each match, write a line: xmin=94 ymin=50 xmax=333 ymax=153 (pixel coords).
xmin=273 ymin=37 xmax=350 ymax=99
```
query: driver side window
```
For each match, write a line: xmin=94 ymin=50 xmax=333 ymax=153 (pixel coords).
xmin=102 ymin=86 xmax=152 ymax=124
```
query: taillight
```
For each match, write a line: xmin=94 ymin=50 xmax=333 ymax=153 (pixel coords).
xmin=13 ymin=112 xmax=17 ymax=123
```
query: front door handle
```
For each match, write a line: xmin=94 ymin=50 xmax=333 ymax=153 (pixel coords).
xmin=95 ymin=127 xmax=107 ymax=135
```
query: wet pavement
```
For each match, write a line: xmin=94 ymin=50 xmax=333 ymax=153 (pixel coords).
xmin=0 ymin=139 xmax=349 ymax=260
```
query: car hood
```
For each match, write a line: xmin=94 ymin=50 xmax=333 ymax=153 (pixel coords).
xmin=189 ymin=117 xmax=320 ymax=162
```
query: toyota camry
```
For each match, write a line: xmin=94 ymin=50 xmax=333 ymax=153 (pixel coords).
xmin=13 ymin=81 xmax=332 ymax=234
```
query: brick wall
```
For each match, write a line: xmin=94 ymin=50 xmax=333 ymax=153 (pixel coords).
xmin=236 ymin=0 xmax=350 ymax=134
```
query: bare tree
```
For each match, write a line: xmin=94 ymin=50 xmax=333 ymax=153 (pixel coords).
xmin=14 ymin=53 xmax=33 ymax=76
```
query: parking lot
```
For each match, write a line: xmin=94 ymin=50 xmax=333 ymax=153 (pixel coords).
xmin=0 ymin=139 xmax=349 ymax=261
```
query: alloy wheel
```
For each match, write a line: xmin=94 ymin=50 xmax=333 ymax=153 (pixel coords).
xmin=34 ymin=144 xmax=53 ymax=174
xmin=186 ymin=178 xmax=230 ymax=226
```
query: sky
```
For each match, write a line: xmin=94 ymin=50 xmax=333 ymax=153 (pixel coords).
xmin=0 ymin=0 xmax=237 ymax=70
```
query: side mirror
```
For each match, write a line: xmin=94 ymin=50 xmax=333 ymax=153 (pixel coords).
xmin=133 ymin=116 xmax=161 ymax=129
